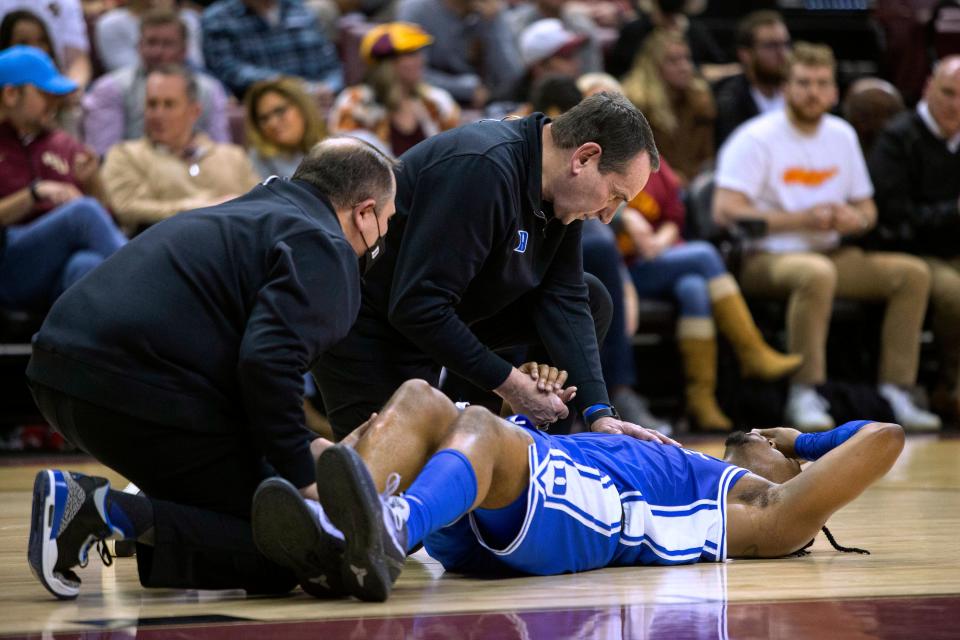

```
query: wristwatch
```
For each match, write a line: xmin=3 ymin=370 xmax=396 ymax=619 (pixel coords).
xmin=583 ymin=403 xmax=620 ymax=427
xmin=28 ymin=180 xmax=40 ymax=202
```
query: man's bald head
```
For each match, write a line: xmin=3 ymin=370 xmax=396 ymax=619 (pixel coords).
xmin=293 ymin=136 xmax=399 ymax=210
xmin=841 ymin=77 xmax=904 ymax=152
xmin=925 ymin=55 xmax=960 ymax=138
xmin=933 ymin=55 xmax=960 ymax=81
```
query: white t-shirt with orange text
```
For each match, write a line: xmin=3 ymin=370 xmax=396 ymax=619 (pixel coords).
xmin=715 ymin=110 xmax=873 ymax=253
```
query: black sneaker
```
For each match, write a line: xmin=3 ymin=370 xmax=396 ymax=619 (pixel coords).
xmin=251 ymin=477 xmax=346 ymax=598
xmin=28 ymin=470 xmax=119 ymax=600
xmin=315 ymin=445 xmax=407 ymax=602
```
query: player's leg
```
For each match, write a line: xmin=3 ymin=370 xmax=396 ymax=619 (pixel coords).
xmin=312 ymin=333 xmax=441 ymax=441
xmin=350 ymin=379 xmax=463 ymax=492
xmin=316 ymin=404 xmax=533 ymax=601
xmin=251 ymin=378 xmax=460 ymax=597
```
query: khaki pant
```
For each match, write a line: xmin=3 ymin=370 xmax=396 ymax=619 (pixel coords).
xmin=739 ymin=247 xmax=931 ymax=386
xmin=925 ymin=256 xmax=960 ymax=396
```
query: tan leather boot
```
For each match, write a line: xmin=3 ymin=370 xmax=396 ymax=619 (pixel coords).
xmin=709 ymin=274 xmax=803 ymax=380
xmin=678 ymin=318 xmax=733 ymax=431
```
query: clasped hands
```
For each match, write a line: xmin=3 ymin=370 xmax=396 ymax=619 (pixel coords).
xmin=499 ymin=361 xmax=678 ymax=446
xmin=805 ymin=202 xmax=870 ymax=235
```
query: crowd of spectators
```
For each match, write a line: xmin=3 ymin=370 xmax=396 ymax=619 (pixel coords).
xmin=2 ymin=0 xmax=959 ymax=440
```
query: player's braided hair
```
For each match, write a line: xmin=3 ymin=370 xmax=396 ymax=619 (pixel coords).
xmin=788 ymin=526 xmax=870 ymax=558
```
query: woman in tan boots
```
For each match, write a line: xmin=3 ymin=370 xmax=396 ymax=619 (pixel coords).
xmin=618 ymin=160 xmax=802 ymax=431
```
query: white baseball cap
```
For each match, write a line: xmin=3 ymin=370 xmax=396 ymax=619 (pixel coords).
xmin=520 ymin=18 xmax=587 ymax=67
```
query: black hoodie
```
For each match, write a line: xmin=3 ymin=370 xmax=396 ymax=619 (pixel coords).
xmin=27 ymin=178 xmax=360 ymax=488
xmin=332 ymin=113 xmax=609 ymax=411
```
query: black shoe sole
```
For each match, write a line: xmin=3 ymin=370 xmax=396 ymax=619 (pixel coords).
xmin=315 ymin=446 xmax=394 ymax=602
xmin=251 ymin=478 xmax=345 ymax=598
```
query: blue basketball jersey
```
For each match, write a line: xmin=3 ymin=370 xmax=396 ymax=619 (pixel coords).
xmin=424 ymin=416 xmax=749 ymax=576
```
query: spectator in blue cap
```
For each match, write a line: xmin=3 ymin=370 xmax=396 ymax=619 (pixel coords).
xmin=0 ymin=46 xmax=126 ymax=311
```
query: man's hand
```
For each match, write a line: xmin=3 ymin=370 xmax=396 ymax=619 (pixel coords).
xmin=639 ymin=233 xmax=671 ymax=260
xmin=591 ymin=415 xmax=680 ymax=446
xmin=751 ymin=427 xmax=803 ymax=458
xmin=519 ymin=361 xmax=575 ymax=397
xmin=830 ymin=203 xmax=871 ymax=235
xmin=72 ymin=148 xmax=100 ymax=187
xmin=621 ymin=208 xmax=655 ymax=257
xmin=495 ymin=367 xmax=569 ymax=425
xmin=339 ymin=412 xmax=379 ymax=448
xmin=803 ymin=204 xmax=834 ymax=231
xmin=33 ymin=180 xmax=83 ymax=205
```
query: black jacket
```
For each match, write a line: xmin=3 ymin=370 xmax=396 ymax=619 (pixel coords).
xmin=866 ymin=110 xmax=960 ymax=258
xmin=714 ymin=74 xmax=760 ymax=148
xmin=27 ymin=178 xmax=360 ymax=488
xmin=335 ymin=113 xmax=609 ymax=411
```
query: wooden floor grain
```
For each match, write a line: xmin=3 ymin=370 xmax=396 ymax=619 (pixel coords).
xmin=0 ymin=436 xmax=957 ymax=637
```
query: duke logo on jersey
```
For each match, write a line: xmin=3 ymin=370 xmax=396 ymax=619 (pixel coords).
xmin=514 ymin=230 xmax=529 ymax=253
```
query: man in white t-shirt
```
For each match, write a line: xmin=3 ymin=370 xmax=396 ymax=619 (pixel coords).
xmin=713 ymin=42 xmax=940 ymax=433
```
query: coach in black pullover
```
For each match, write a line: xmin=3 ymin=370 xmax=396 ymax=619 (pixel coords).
xmin=314 ymin=93 xmax=663 ymax=440
xmin=25 ymin=139 xmax=397 ymax=594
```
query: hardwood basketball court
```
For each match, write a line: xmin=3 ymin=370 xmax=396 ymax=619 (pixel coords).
xmin=0 ymin=434 xmax=957 ymax=639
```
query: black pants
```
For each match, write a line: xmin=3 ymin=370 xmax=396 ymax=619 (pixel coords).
xmin=29 ymin=382 xmax=297 ymax=594
xmin=315 ymin=273 xmax=613 ymax=440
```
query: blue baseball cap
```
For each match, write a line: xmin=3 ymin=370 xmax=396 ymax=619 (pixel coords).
xmin=0 ymin=45 xmax=77 ymax=95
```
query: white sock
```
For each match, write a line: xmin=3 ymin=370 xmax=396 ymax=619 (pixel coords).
xmin=304 ymin=499 xmax=344 ymax=541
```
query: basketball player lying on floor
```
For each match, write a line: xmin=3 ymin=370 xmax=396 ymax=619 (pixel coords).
xmin=251 ymin=375 xmax=905 ymax=602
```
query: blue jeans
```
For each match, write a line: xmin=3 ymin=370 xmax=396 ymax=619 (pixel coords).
xmin=627 ymin=241 xmax=726 ymax=318
xmin=0 ymin=197 xmax=126 ymax=310
xmin=582 ymin=220 xmax=635 ymax=388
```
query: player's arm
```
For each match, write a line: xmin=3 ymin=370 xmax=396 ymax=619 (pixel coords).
xmin=746 ymin=421 xmax=904 ymax=557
